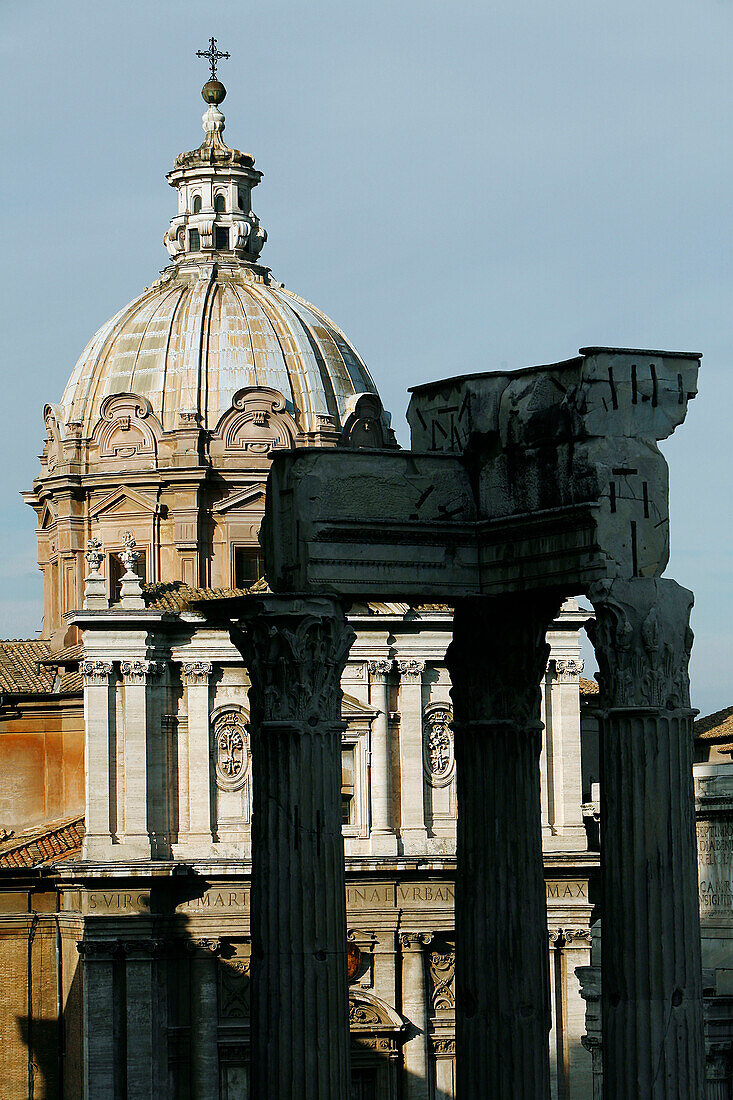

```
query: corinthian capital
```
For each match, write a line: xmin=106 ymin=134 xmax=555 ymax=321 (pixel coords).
xmin=399 ymin=931 xmax=434 ymax=951
xmin=446 ymin=593 xmax=562 ymax=729
xmin=552 ymin=658 xmax=584 ymax=682
xmin=396 ymin=658 xmax=425 ymax=683
xmin=234 ymin=596 xmax=355 ymax=728
xmin=587 ymin=578 xmax=693 ymax=710
xmin=367 ymin=658 xmax=393 ymax=680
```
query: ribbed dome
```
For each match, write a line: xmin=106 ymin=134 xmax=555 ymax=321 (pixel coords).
xmin=60 ymin=261 xmax=381 ymax=436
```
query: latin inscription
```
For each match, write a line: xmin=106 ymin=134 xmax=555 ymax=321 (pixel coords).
xmin=545 ymin=881 xmax=587 ymax=901
xmin=697 ymin=822 xmax=733 ymax=913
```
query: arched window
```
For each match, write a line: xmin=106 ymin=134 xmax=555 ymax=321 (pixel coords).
xmin=192 ymin=195 xmax=202 ymax=214
xmin=214 ymin=193 xmax=226 ymax=213
xmin=238 ymin=188 xmax=247 ymax=210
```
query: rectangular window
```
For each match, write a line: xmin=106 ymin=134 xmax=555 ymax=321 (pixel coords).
xmin=234 ymin=546 xmax=263 ymax=590
xmin=188 ymin=228 xmax=200 ymax=251
xmin=341 ymin=745 xmax=356 ymax=826
xmin=214 ymin=225 xmax=229 ymax=250
xmin=109 ymin=549 xmax=146 ymax=604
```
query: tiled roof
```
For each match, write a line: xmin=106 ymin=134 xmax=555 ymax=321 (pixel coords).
xmin=579 ymin=677 xmax=600 ymax=696
xmin=143 ymin=582 xmax=251 ymax=612
xmin=695 ymin=706 xmax=733 ymax=744
xmin=0 ymin=639 xmax=83 ymax=697
xmin=0 ymin=815 xmax=84 ymax=868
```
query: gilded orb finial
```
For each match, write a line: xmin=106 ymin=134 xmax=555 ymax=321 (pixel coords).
xmin=197 ymin=37 xmax=230 ymax=104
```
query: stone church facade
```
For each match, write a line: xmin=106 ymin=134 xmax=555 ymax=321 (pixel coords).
xmin=7 ymin=70 xmax=730 ymax=1099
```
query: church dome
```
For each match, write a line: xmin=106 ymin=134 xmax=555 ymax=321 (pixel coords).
xmin=60 ymin=261 xmax=380 ymax=436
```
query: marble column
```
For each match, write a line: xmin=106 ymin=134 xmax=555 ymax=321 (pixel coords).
xmin=445 ymin=593 xmax=561 ymax=1100
xmin=81 ymin=659 xmax=115 ymax=858
xmin=400 ymin=931 xmax=433 ymax=1100
xmin=120 ymin=658 xmax=160 ymax=857
xmin=396 ymin=658 xmax=428 ymax=854
xmin=189 ymin=938 xmax=221 ymax=1100
xmin=588 ymin=577 xmax=706 ymax=1099
xmin=368 ymin=658 xmax=398 ymax=856
xmin=181 ymin=660 xmax=214 ymax=849
xmin=235 ymin=596 xmax=355 ymax=1100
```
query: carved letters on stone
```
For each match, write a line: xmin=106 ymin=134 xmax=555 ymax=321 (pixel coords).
xmin=213 ymin=706 xmax=249 ymax=791
xmin=423 ymin=703 xmax=455 ymax=786
xmin=81 ymin=659 xmax=114 ymax=685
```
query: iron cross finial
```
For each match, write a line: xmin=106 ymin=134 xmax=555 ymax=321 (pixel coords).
xmin=196 ymin=37 xmax=230 ymax=81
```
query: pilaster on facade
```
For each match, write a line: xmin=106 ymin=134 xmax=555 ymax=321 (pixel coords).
xmin=541 ymin=655 xmax=587 ymax=852
xmin=81 ymin=658 xmax=117 ymax=860
xmin=173 ymin=659 xmax=215 ymax=856
xmin=400 ymin=931 xmax=434 ymax=1100
xmin=120 ymin=658 xmax=163 ymax=858
xmin=367 ymin=658 xmax=398 ymax=856
xmin=396 ymin=658 xmax=428 ymax=854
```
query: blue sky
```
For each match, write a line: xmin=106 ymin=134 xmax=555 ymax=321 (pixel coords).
xmin=1 ymin=0 xmax=731 ymax=716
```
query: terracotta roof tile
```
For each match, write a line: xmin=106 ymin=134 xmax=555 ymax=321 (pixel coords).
xmin=143 ymin=582 xmax=251 ymax=611
xmin=695 ymin=706 xmax=733 ymax=743
xmin=579 ymin=677 xmax=600 ymax=696
xmin=0 ymin=815 xmax=84 ymax=868
xmin=0 ymin=640 xmax=54 ymax=693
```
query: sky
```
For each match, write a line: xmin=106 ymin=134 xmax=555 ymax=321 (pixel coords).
xmin=0 ymin=0 xmax=731 ymax=716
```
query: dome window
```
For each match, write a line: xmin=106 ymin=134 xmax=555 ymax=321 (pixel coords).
xmin=192 ymin=195 xmax=202 ymax=214
xmin=238 ymin=188 xmax=247 ymax=210
xmin=214 ymin=225 xmax=229 ymax=250
xmin=189 ymin=228 xmax=201 ymax=251
xmin=214 ymin=193 xmax=226 ymax=213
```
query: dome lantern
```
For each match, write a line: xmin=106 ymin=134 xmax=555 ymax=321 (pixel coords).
xmin=163 ymin=39 xmax=267 ymax=262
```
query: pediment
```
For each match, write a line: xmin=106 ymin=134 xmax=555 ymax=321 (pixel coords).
xmin=39 ymin=501 xmax=57 ymax=530
xmin=214 ymin=486 xmax=267 ymax=515
xmin=348 ymin=990 xmax=405 ymax=1032
xmin=342 ymin=693 xmax=379 ymax=720
xmin=90 ymin=486 xmax=158 ymax=519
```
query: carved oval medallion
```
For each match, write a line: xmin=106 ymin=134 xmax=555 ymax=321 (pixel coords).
xmin=213 ymin=708 xmax=249 ymax=791
xmin=423 ymin=703 xmax=455 ymax=786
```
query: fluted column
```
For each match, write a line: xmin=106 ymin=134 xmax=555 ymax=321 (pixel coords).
xmin=235 ymin=595 xmax=355 ymax=1100
xmin=396 ymin=658 xmax=428 ymax=854
xmin=189 ymin=937 xmax=221 ymax=1099
xmin=445 ymin=593 xmax=561 ymax=1100
xmin=588 ymin=577 xmax=705 ymax=1100
xmin=400 ymin=931 xmax=433 ymax=1100
xmin=368 ymin=658 xmax=398 ymax=855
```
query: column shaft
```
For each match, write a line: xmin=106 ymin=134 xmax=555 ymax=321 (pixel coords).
xmin=446 ymin=594 xmax=561 ymax=1100
xmin=397 ymin=659 xmax=428 ymax=854
xmin=182 ymin=661 xmax=214 ymax=847
xmin=368 ymin=660 xmax=398 ymax=855
xmin=236 ymin=596 xmax=355 ymax=1100
xmin=190 ymin=942 xmax=220 ymax=1099
xmin=81 ymin=661 xmax=115 ymax=858
xmin=589 ymin=578 xmax=706 ymax=1099
xmin=400 ymin=932 xmax=432 ymax=1100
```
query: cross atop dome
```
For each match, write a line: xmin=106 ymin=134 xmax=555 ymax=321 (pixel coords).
xmin=196 ymin=37 xmax=230 ymax=81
